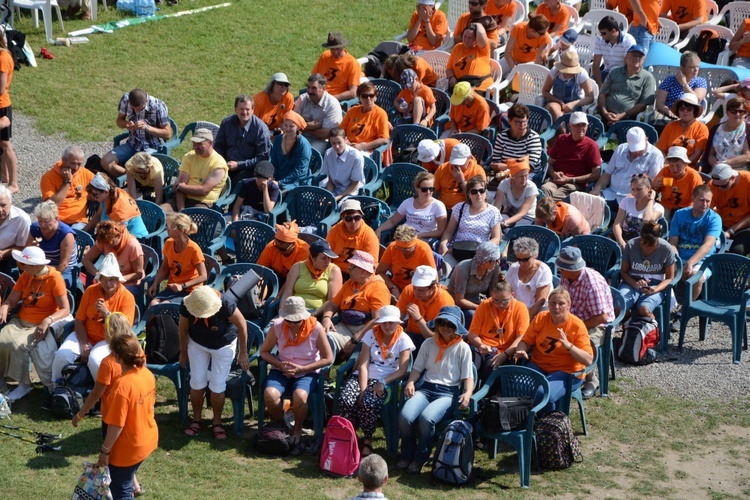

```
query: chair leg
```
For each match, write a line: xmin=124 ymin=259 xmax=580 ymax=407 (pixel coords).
xmin=577 ymin=395 xmax=588 ymax=436
xmin=732 ymin=317 xmax=742 ymax=364
xmin=698 ymin=316 xmax=708 ymax=341
xmin=519 ymin=435 xmax=531 ymax=488
xmin=678 ymin=313 xmax=691 ymax=350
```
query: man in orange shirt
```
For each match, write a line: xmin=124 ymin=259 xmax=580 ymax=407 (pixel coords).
xmin=405 ymin=0 xmax=449 ymax=51
xmin=256 ymin=221 xmax=310 ymax=283
xmin=629 ymin=0 xmax=661 ymax=51
xmin=326 ymin=198 xmax=380 ymax=276
xmin=653 ymin=146 xmax=703 ymax=220
xmin=441 ymin=82 xmax=491 ymax=138
xmin=535 ymin=0 xmax=572 ymax=38
xmin=395 ymin=69 xmax=436 ymax=127
xmin=709 ymin=163 xmax=750 ymax=255
xmin=376 ymin=224 xmax=436 ymax=296
xmin=396 ymin=265 xmax=455 ymax=350
xmin=453 ymin=0 xmax=501 ymax=50
xmin=501 ymin=15 xmax=552 ymax=75
xmin=447 ymin=22 xmax=494 ymax=92
xmin=660 ymin=0 xmax=707 ymax=35
xmin=434 ymin=143 xmax=487 ymax=210
xmin=417 ymin=138 xmax=459 ymax=173
xmin=40 ymin=146 xmax=95 ymax=225
xmin=312 ymin=32 xmax=360 ymax=102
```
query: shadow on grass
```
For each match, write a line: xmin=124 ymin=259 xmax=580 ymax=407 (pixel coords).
xmin=26 ymin=426 xmax=103 ymax=470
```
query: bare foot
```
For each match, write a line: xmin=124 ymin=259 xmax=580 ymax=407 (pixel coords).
xmin=7 ymin=185 xmax=18 ymax=194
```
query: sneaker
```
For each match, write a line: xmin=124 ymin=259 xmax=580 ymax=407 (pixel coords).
xmin=396 ymin=458 xmax=410 ymax=471
xmin=407 ymin=461 xmax=425 ymax=474
xmin=8 ymin=383 xmax=31 ymax=402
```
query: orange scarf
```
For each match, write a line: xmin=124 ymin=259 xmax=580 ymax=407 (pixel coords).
xmin=373 ymin=324 xmax=403 ymax=360
xmin=550 ymin=202 xmax=569 ymax=234
xmin=283 ymin=316 xmax=317 ymax=346
xmin=304 ymin=259 xmax=325 ymax=282
xmin=434 ymin=333 xmax=462 ymax=362
xmin=110 ymin=227 xmax=132 ymax=255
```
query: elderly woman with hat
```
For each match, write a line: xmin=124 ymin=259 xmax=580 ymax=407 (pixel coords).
xmin=257 ymin=220 xmax=310 ymax=284
xmin=53 ymin=253 xmax=136 ymax=382
xmin=376 ymin=224 xmax=436 ymax=298
xmin=340 ymin=82 xmax=391 ymax=155
xmin=398 ymin=305 xmax=473 ymax=474
xmin=338 ymin=305 xmax=415 ymax=457
xmin=270 ymin=110 xmax=312 ymax=191
xmin=82 ymin=220 xmax=145 ymax=297
xmin=254 ymin=72 xmax=295 ymax=132
xmin=655 ymin=93 xmax=709 ymax=165
xmin=319 ymin=250 xmax=391 ymax=359
xmin=0 ymin=247 xmax=70 ymax=401
xmin=447 ymin=241 xmax=502 ymax=325
xmin=707 ymin=97 xmax=750 ymax=171
xmin=326 ymin=198 xmax=380 ymax=277
xmin=375 ymin=171 xmax=447 ymax=242
xmin=396 ymin=265 xmax=455 ymax=351
xmin=280 ymin=240 xmax=343 ymax=311
xmin=541 ymin=50 xmax=596 ymax=122
xmin=180 ymin=285 xmax=249 ymax=440
xmin=125 ymin=151 xmax=165 ymax=205
xmin=230 ymin=160 xmax=280 ymax=223
xmin=493 ymin=156 xmax=537 ymax=230
xmin=27 ymin=200 xmax=77 ymax=288
xmin=654 ymin=52 xmax=707 ymax=124
xmin=83 ymin=172 xmax=148 ymax=239
xmin=261 ymin=296 xmax=333 ymax=450
xmin=321 ymin=127 xmax=365 ymax=201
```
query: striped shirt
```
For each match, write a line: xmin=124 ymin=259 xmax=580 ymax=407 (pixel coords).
xmin=117 ymin=92 xmax=170 ymax=151
xmin=29 ymin=221 xmax=77 ymax=268
xmin=492 ymin=129 xmax=543 ymax=172
xmin=593 ymin=31 xmax=636 ymax=72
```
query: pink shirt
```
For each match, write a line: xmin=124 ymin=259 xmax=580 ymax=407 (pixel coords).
xmin=96 ymin=235 xmax=144 ymax=286
xmin=271 ymin=317 xmax=322 ymax=374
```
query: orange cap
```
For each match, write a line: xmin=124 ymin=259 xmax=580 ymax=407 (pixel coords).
xmin=275 ymin=220 xmax=300 ymax=242
xmin=283 ymin=110 xmax=307 ymax=131
xmin=508 ymin=156 xmax=531 ymax=177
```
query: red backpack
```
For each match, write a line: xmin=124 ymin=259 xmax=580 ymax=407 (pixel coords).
xmin=319 ymin=416 xmax=360 ymax=477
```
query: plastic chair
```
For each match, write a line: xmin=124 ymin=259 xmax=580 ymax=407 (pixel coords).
xmin=113 ymin=118 xmax=179 ymax=157
xmin=540 ymin=112 xmax=607 ymax=148
xmin=224 ymin=220 xmax=276 ymax=263
xmin=380 ymin=163 xmax=427 ymax=211
xmin=72 ymin=228 xmax=95 ymax=299
xmin=454 ymin=132 xmax=493 ymax=168
xmin=203 ymin=253 xmax=222 ymax=289
xmin=0 ymin=272 xmax=15 ymax=301
xmin=212 ymin=176 xmax=235 ymax=215
xmin=707 ymin=1 xmax=750 ymax=32
xmin=136 ymin=244 xmax=160 ymax=317
xmin=419 ymin=50 xmax=451 ymax=89
xmin=526 ymin=105 xmax=553 ymax=137
xmin=654 ymin=17 xmax=680 ymax=46
xmin=674 ymin=24 xmax=735 ymax=65
xmin=491 ymin=64 xmax=550 ymax=106
xmin=564 ymin=235 xmax=622 ymax=284
xmin=298 ymin=148 xmax=324 ymax=186
xmin=143 ymin=303 xmax=188 ymax=422
xmin=217 ymin=263 xmax=280 ymax=330
xmin=153 ymin=153 xmax=181 ymax=201
xmin=678 ymin=254 xmax=750 ymax=364
xmin=343 ymin=196 xmax=392 ymax=230
xmin=135 ymin=199 xmax=167 ymax=254
xmin=390 ymin=124 xmax=438 ymax=165
xmin=599 ymin=287 xmax=626 ymax=398
xmin=578 ymin=9 xmax=628 ymax=36
xmin=298 ymin=232 xmax=325 ymax=247
xmin=653 ymin=256 xmax=682 ymax=353
xmin=603 ymin=120 xmax=659 ymax=146
xmin=370 ymin=78 xmax=402 ymax=116
xmin=182 ymin=207 xmax=227 ymax=257
xmin=230 ymin=321 xmax=264 ymax=436
xmin=469 ymin=366 xmax=550 ymax=488
xmin=504 ymin=225 xmax=561 ymax=270
xmin=361 ymin=157 xmax=383 ymax=196
xmin=572 ymin=33 xmax=597 ymax=72
xmin=431 ymin=87 xmax=451 ymax=136
xmin=12 ymin=0 xmax=64 ymax=44
xmin=178 ymin=121 xmax=221 ymax=146
xmin=271 ymin=186 xmax=338 ymax=237
xmin=559 ymin=340 xmax=598 ymax=436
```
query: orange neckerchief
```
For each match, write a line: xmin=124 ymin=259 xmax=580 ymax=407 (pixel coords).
xmin=192 ymin=289 xmax=221 ymax=327
xmin=434 ymin=333 xmax=462 ymax=362
xmin=283 ymin=316 xmax=317 ymax=346
xmin=304 ymin=258 xmax=325 ymax=282
xmin=550 ymin=202 xmax=569 ymax=234
xmin=110 ymin=227 xmax=132 ymax=254
xmin=373 ymin=324 xmax=403 ymax=360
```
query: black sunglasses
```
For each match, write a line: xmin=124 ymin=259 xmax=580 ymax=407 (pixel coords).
xmin=360 ymin=93 xmax=376 ymax=99
xmin=344 ymin=215 xmax=363 ymax=222
xmin=517 ymin=256 xmax=532 ymax=262
xmin=419 ymin=186 xmax=435 ymax=193
xmin=469 ymin=188 xmax=486 ymax=195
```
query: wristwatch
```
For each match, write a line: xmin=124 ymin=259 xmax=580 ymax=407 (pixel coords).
xmin=349 ymin=337 xmax=360 ymax=345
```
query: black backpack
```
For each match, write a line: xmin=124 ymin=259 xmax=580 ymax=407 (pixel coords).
xmin=50 ymin=363 xmax=94 ymax=419
xmin=144 ymin=313 xmax=181 ymax=364
xmin=689 ymin=29 xmax=728 ymax=64
xmin=362 ymin=41 xmax=410 ymax=78
xmin=534 ymin=411 xmax=583 ymax=470
xmin=393 ymin=145 xmax=420 ymax=165
xmin=478 ymin=395 xmax=534 ymax=433
xmin=252 ymin=421 xmax=296 ymax=456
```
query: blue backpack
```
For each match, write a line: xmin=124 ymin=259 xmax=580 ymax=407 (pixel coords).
xmin=431 ymin=420 xmax=474 ymax=486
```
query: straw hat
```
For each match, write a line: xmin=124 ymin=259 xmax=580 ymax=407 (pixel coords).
xmin=183 ymin=286 xmax=223 ymax=319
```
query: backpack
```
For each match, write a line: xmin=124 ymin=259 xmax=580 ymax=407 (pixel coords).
xmin=478 ymin=396 xmax=534 ymax=434
xmin=252 ymin=421 xmax=296 ymax=456
xmin=616 ymin=317 xmax=659 ymax=365
xmin=393 ymin=145 xmax=420 ymax=165
xmin=5 ymin=29 xmax=28 ymax=70
xmin=689 ymin=29 xmax=728 ymax=64
xmin=319 ymin=416 xmax=360 ymax=477
xmin=431 ymin=420 xmax=474 ymax=486
xmin=144 ymin=313 xmax=181 ymax=364
xmin=362 ymin=41 xmax=410 ymax=78
xmin=50 ymin=363 xmax=94 ymax=419
xmin=534 ymin=411 xmax=582 ymax=470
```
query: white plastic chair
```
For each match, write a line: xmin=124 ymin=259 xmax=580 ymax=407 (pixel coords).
xmin=484 ymin=58 xmax=504 ymax=101
xmin=573 ymin=33 xmax=597 ymax=72
xmin=579 ymin=9 xmax=628 ymax=36
xmin=12 ymin=0 xmax=64 ymax=44
xmin=708 ymin=1 xmax=750 ymax=33
xmin=445 ymin=0 xmax=468 ymax=34
xmin=705 ymin=0 xmax=720 ymax=23
xmin=674 ymin=23 xmax=735 ymax=65
xmin=419 ymin=49 xmax=451 ymax=89
xmin=491 ymin=63 xmax=550 ymax=106
xmin=589 ymin=0 xmax=607 ymax=10
xmin=654 ymin=17 xmax=680 ymax=47
xmin=563 ymin=4 xmax=582 ymax=32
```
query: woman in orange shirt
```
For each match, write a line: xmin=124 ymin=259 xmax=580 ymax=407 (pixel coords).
xmin=84 ymin=172 xmax=148 ymax=239
xmin=253 ymin=72 xmax=295 ymax=132
xmin=340 ymin=82 xmax=390 ymax=154
xmin=0 ymin=31 xmax=17 ymax=194
xmin=148 ymin=213 xmax=207 ymax=305
xmin=515 ymin=287 xmax=593 ymax=412
xmin=446 ymin=22 xmax=493 ymax=93
xmin=96 ymin=334 xmax=158 ymax=499
xmin=729 ymin=19 xmax=750 ymax=70
xmin=535 ymin=0 xmax=571 ymax=37
xmin=502 ymin=16 xmax=552 ymax=75
xmin=655 ymin=93 xmax=709 ymax=165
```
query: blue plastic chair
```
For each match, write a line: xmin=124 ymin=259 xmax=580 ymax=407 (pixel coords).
xmin=600 ymin=287 xmax=626 ymax=398
xmin=72 ymin=228 xmax=95 ymax=299
xmin=212 ymin=176 xmax=236 ymax=214
xmin=602 ymin=120 xmax=659 ymax=146
xmin=539 ymin=113 xmax=607 ymax=149
xmin=560 ymin=339 xmax=598 ymax=436
xmin=361 ymin=157 xmax=383 ymax=196
xmin=371 ymin=78 xmax=402 ymax=116
xmin=177 ymin=121 xmax=221 ymax=147
xmin=390 ymin=124 xmax=437 ymax=165
xmin=380 ymin=163 xmax=427 ymax=211
xmin=271 ymin=186 xmax=339 ymax=237
xmin=224 ymin=220 xmax=276 ymax=263
xmin=431 ymin=87 xmax=451 ymax=136
xmin=183 ymin=207 xmax=227 ymax=257
xmin=342 ymin=196 xmax=392 ymax=230
xmin=112 ymin=118 xmax=179 ymax=156
xmin=454 ymin=132 xmax=493 ymax=168
xmin=155 ymin=153 xmax=181 ymax=201
xmin=678 ymin=254 xmax=750 ymax=364
xmin=203 ymin=253 xmax=222 ymax=289
xmin=469 ymin=366 xmax=550 ymax=488
xmin=503 ymin=225 xmax=561 ymax=271
xmin=653 ymin=256 xmax=682 ymax=353
xmin=563 ymin=234 xmax=622 ymax=284
xmin=0 ymin=272 xmax=15 ymax=301
xmin=526 ymin=104 xmax=554 ymax=137
xmin=135 ymin=199 xmax=167 ymax=255
xmin=232 ymin=321 xmax=264 ymax=436
xmin=217 ymin=263 xmax=280 ymax=330
xmin=135 ymin=244 xmax=160 ymax=318
xmin=298 ymin=148 xmax=324 ymax=186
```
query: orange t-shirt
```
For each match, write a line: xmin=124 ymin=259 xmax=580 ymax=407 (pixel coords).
xmin=738 ymin=20 xmax=750 ymax=58
xmin=332 ymin=275 xmax=391 ymax=314
xmin=510 ymin=22 xmax=552 ymax=64
xmin=434 ymin=158 xmax=487 ymax=209
xmin=423 ymin=138 xmax=459 ymax=173
xmin=448 ymin=94 xmax=491 ymax=134
xmin=413 ymin=56 xmax=438 ymax=88
xmin=608 ymin=0 xmax=634 ymax=22
xmin=312 ymin=50 xmax=361 ymax=97
xmin=253 ymin=91 xmax=295 ymax=131
xmin=547 ymin=201 xmax=590 ymax=237
xmin=654 ymin=166 xmax=703 ymax=211
xmin=447 ymin=42 xmax=493 ymax=92
xmin=469 ymin=297 xmax=530 ymax=350
xmin=14 ymin=268 xmax=66 ymax=325
xmin=710 ymin=171 xmax=750 ymax=228
xmin=632 ymin=0 xmax=661 ymax=34
xmin=521 ymin=311 xmax=592 ymax=376
xmin=454 ymin=12 xmax=501 ymax=45
xmin=396 ymin=85 xmax=436 ymax=126
xmin=407 ymin=9 xmax=449 ymax=50
xmin=660 ymin=0 xmax=707 ymax=24
xmin=257 ymin=239 xmax=310 ymax=279
xmin=379 ymin=239 xmax=436 ymax=291
xmin=76 ymin=284 xmax=136 ymax=345
xmin=163 ymin=238 xmax=205 ymax=291
xmin=0 ymin=50 xmax=13 ymax=108
xmin=108 ymin=189 xmax=142 ymax=224
xmin=486 ymin=0 xmax=518 ymax=28
xmin=104 ymin=365 xmax=158 ymax=468
xmin=535 ymin=3 xmax=571 ymax=37
xmin=326 ymin=222 xmax=380 ymax=274
xmin=656 ymin=120 xmax=709 ymax=161
xmin=396 ymin=284 xmax=455 ymax=333
xmin=40 ymin=162 xmax=95 ymax=225
xmin=97 ymin=354 xmax=122 ymax=420
xmin=340 ymin=105 xmax=391 ymax=147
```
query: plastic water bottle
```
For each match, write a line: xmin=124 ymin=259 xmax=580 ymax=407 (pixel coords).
xmin=0 ymin=393 xmax=11 ymax=419
xmin=398 ymin=98 xmax=411 ymax=120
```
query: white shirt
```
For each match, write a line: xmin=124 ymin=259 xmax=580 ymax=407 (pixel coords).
xmin=0 ymin=206 xmax=30 ymax=250
xmin=603 ymin=143 xmax=664 ymax=202
xmin=506 ymin=261 xmax=552 ymax=312
xmin=321 ymin=145 xmax=365 ymax=195
xmin=295 ymin=91 xmax=343 ymax=130
xmin=357 ymin=329 xmax=415 ymax=381
xmin=593 ymin=31 xmax=636 ymax=72
xmin=396 ymin=197 xmax=447 ymax=234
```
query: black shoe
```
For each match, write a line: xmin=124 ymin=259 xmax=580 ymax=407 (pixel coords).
xmin=581 ymin=381 xmax=598 ymax=400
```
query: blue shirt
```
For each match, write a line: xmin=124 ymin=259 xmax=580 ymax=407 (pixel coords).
xmin=270 ymin=134 xmax=312 ymax=190
xmin=659 ymin=75 xmax=707 ymax=109
xmin=668 ymin=207 xmax=722 ymax=263
xmin=29 ymin=221 xmax=77 ymax=268
xmin=214 ymin=114 xmax=272 ymax=172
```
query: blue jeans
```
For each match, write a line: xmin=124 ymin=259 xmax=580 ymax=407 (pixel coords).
xmin=399 ymin=382 xmax=459 ymax=464
xmin=109 ymin=460 xmax=143 ymax=500
xmin=526 ymin=362 xmax=583 ymax=414
xmin=61 ymin=267 xmax=73 ymax=289
xmin=629 ymin=25 xmax=654 ymax=52
xmin=618 ymin=279 xmax=666 ymax=314
xmin=112 ymin=142 xmax=157 ymax=166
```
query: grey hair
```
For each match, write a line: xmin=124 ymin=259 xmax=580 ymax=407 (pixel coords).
xmin=512 ymin=237 xmax=539 ymax=258
xmin=0 ymin=184 xmax=11 ymax=203
xmin=307 ymin=73 xmax=327 ymax=87
xmin=62 ymin=145 xmax=84 ymax=160
xmin=358 ymin=454 xmax=388 ymax=490
xmin=34 ymin=200 xmax=59 ymax=220
xmin=474 ymin=241 xmax=501 ymax=264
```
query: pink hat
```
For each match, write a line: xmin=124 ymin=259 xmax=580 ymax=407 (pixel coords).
xmin=347 ymin=250 xmax=375 ymax=273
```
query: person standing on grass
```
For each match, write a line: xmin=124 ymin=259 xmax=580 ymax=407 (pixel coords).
xmin=0 ymin=31 xmax=17 ymax=194
xmin=348 ymin=454 xmax=391 ymax=500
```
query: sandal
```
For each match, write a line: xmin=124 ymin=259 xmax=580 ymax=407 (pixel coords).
xmin=184 ymin=420 xmax=202 ymax=437
xmin=133 ymin=485 xmax=146 ymax=497
xmin=212 ymin=424 xmax=227 ymax=440
xmin=361 ymin=443 xmax=373 ymax=457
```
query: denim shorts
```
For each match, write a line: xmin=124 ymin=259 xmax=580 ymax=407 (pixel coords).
xmin=111 ymin=142 xmax=157 ymax=165
xmin=266 ymin=368 xmax=317 ymax=396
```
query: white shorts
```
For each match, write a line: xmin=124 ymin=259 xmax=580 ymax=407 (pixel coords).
xmin=187 ymin=337 xmax=237 ymax=394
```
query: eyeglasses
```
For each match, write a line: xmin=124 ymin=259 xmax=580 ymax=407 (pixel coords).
xmin=344 ymin=215 xmax=363 ymax=222
xmin=511 ymin=119 xmax=529 ymax=126
xmin=419 ymin=186 xmax=435 ymax=193
xmin=728 ymin=108 xmax=747 ymax=116
xmin=678 ymin=105 xmax=695 ymax=112
xmin=599 ymin=31 xmax=609 ymax=36
xmin=517 ymin=256 xmax=532 ymax=262
xmin=469 ymin=188 xmax=486 ymax=195
xmin=360 ymin=93 xmax=376 ymax=99
xmin=492 ymin=298 xmax=511 ymax=306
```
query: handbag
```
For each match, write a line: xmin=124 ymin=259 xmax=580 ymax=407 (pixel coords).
xmin=478 ymin=396 xmax=534 ymax=433
xmin=72 ymin=462 xmax=113 ymax=500
xmin=451 ymin=203 xmax=479 ymax=262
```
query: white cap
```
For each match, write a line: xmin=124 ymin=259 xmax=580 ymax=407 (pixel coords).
xmin=449 ymin=143 xmax=472 ymax=165
xmin=666 ymin=146 xmax=691 ymax=164
xmin=375 ymin=305 xmax=402 ymax=323
xmin=411 ymin=265 xmax=438 ymax=286
xmin=711 ymin=163 xmax=738 ymax=181
xmin=417 ymin=139 xmax=441 ymax=163
xmin=569 ymin=111 xmax=588 ymax=125
xmin=340 ymin=198 xmax=363 ymax=213
xmin=626 ymin=127 xmax=647 ymax=153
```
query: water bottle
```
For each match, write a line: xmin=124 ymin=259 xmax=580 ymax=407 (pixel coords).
xmin=0 ymin=393 xmax=11 ymax=419
xmin=398 ymin=98 xmax=411 ymax=120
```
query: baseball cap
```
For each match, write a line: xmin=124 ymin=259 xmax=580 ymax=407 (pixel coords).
xmin=309 ymin=240 xmax=338 ymax=259
xmin=411 ymin=265 xmax=438 ymax=287
xmin=561 ymin=28 xmax=578 ymax=45
xmin=191 ymin=128 xmax=214 ymax=143
xmin=711 ymin=163 xmax=738 ymax=181
xmin=626 ymin=127 xmax=647 ymax=152
xmin=451 ymin=82 xmax=472 ymax=105
xmin=627 ymin=44 xmax=646 ymax=56
xmin=400 ymin=69 xmax=418 ymax=89
xmin=254 ymin=161 xmax=274 ymax=179
xmin=417 ymin=139 xmax=441 ymax=163
xmin=340 ymin=198 xmax=363 ymax=214
xmin=449 ymin=143 xmax=472 ymax=165
xmin=569 ymin=111 xmax=588 ymax=125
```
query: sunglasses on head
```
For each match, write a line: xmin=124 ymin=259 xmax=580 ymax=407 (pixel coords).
xmin=344 ymin=215 xmax=363 ymax=222
xmin=360 ymin=93 xmax=376 ymax=99
xmin=631 ymin=173 xmax=648 ymax=179
xmin=419 ymin=186 xmax=435 ymax=193
xmin=469 ymin=188 xmax=486 ymax=195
